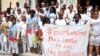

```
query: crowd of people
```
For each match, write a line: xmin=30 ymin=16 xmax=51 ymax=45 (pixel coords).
xmin=0 ymin=1 xmax=100 ymax=56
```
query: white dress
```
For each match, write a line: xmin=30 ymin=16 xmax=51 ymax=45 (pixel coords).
xmin=64 ymin=9 xmax=76 ymax=22
xmin=89 ymin=18 xmax=100 ymax=46
xmin=19 ymin=21 xmax=27 ymax=36
xmin=49 ymin=13 xmax=56 ymax=24
xmin=55 ymin=19 xmax=67 ymax=25
xmin=90 ymin=19 xmax=100 ymax=37
xmin=70 ymin=19 xmax=85 ymax=26
xmin=16 ymin=14 xmax=22 ymax=21
xmin=41 ymin=25 xmax=50 ymax=56
xmin=87 ymin=6 xmax=93 ymax=17
xmin=80 ymin=13 xmax=90 ymax=22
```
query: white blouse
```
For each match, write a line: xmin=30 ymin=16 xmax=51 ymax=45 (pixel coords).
xmin=55 ymin=19 xmax=67 ymax=25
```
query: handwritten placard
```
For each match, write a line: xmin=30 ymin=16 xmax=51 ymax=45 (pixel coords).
xmin=42 ymin=25 xmax=89 ymax=56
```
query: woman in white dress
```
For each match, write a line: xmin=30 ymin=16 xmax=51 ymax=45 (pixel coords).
xmin=78 ymin=6 xmax=90 ymax=23
xmin=55 ymin=10 xmax=68 ymax=25
xmin=86 ymin=1 xmax=93 ymax=17
xmin=49 ymin=7 xmax=57 ymax=24
xmin=37 ymin=18 xmax=50 ymax=56
xmin=70 ymin=13 xmax=85 ymax=26
xmin=89 ymin=10 xmax=100 ymax=56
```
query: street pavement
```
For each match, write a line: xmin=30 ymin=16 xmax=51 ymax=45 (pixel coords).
xmin=0 ymin=43 xmax=97 ymax=56
xmin=0 ymin=53 xmax=42 ymax=56
xmin=0 ymin=44 xmax=42 ymax=56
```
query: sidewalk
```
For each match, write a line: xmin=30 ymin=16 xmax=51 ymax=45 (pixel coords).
xmin=0 ymin=53 xmax=42 ymax=56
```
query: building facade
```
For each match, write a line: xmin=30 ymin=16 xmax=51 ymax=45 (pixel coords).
xmin=0 ymin=0 xmax=78 ymax=12
xmin=0 ymin=0 xmax=99 ymax=12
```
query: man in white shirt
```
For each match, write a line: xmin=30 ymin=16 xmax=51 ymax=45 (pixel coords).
xmin=15 ymin=8 xmax=22 ymax=21
xmin=6 ymin=2 xmax=14 ymax=16
xmin=14 ymin=2 xmax=21 ymax=17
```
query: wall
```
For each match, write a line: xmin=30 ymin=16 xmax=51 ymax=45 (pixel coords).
xmin=1 ymin=0 xmax=37 ymax=12
xmin=57 ymin=0 xmax=78 ymax=10
xmin=1 ymin=0 xmax=19 ymax=12
xmin=31 ymin=0 xmax=36 ymax=10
